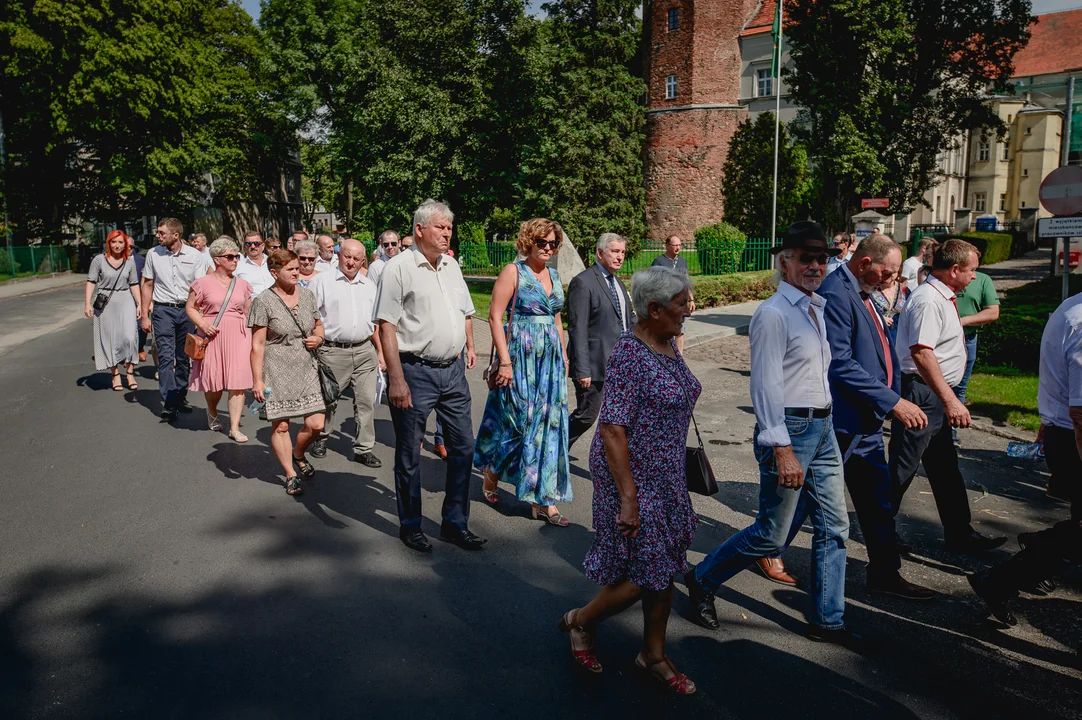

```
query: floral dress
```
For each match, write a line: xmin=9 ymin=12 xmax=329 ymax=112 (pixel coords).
xmin=583 ymin=334 xmax=701 ymax=591
xmin=473 ymin=262 xmax=572 ymax=506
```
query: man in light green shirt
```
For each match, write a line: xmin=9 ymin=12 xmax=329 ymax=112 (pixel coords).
xmin=953 ymin=270 xmax=1000 ymax=406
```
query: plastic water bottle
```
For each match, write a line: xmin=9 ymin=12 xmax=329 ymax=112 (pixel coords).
xmin=1006 ymin=441 xmax=1044 ymax=460
xmin=248 ymin=386 xmax=272 ymax=415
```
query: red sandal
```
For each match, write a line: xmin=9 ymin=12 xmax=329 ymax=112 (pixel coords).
xmin=557 ymin=610 xmax=602 ymax=673
xmin=635 ymin=653 xmax=696 ymax=695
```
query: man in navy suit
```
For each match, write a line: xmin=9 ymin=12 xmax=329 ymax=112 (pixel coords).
xmin=820 ymin=234 xmax=936 ymax=601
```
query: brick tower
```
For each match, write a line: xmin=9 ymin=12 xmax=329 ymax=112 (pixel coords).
xmin=643 ymin=0 xmax=757 ymax=242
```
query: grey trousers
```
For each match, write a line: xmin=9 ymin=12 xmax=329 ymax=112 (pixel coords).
xmin=318 ymin=341 xmax=379 ymax=454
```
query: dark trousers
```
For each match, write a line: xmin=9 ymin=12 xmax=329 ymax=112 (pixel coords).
xmin=837 ymin=430 xmax=901 ymax=581
xmin=152 ymin=305 xmax=194 ymax=408
xmin=983 ymin=427 xmax=1081 ymax=595
xmin=388 ymin=356 xmax=474 ymax=532
xmin=888 ymin=377 xmax=973 ymax=538
xmin=568 ymin=381 xmax=603 ymax=449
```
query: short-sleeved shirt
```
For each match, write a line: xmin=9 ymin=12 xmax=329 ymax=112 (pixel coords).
xmin=897 ymin=275 xmax=967 ymax=386
xmin=650 ymin=253 xmax=689 ymax=276
xmin=234 ymin=255 xmax=275 ymax=297
xmin=373 ymin=250 xmax=475 ymax=362
xmin=901 ymin=255 xmax=924 ymax=287
xmin=954 ymin=271 xmax=999 ymax=336
xmin=1038 ymin=293 xmax=1082 ymax=429
xmin=143 ymin=244 xmax=209 ymax=303
xmin=88 ymin=254 xmax=139 ymax=290
xmin=309 ymin=267 xmax=377 ymax=343
xmin=367 ymin=257 xmax=388 ymax=287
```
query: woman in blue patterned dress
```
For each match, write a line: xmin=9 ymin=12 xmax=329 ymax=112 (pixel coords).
xmin=474 ymin=218 xmax=572 ymax=525
xmin=557 ymin=267 xmax=699 ymax=695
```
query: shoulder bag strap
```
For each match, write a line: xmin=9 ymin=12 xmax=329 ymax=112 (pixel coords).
xmin=102 ymin=257 xmax=128 ymax=295
xmin=270 ymin=289 xmax=315 ymax=354
xmin=487 ymin=263 xmax=521 ymax=367
xmin=211 ymin=276 xmax=237 ymax=330
xmin=628 ymin=333 xmax=706 ymax=452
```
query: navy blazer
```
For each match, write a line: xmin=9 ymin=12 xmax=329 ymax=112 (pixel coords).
xmin=819 ymin=265 xmax=901 ymax=436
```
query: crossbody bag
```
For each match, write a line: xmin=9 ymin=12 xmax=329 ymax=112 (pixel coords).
xmin=92 ymin=258 xmax=130 ymax=312
xmin=185 ymin=276 xmax=236 ymax=361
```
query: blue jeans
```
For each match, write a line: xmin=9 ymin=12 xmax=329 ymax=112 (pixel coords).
xmin=695 ymin=415 xmax=850 ymax=629
xmin=953 ymin=333 xmax=978 ymax=405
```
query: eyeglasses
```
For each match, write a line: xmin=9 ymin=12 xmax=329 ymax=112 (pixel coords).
xmin=298 ymin=256 xmax=317 ymax=262
xmin=266 ymin=245 xmax=282 ymax=250
xmin=535 ymin=239 xmax=560 ymax=250
xmin=382 ymin=242 xmax=398 ymax=248
xmin=798 ymin=252 xmax=829 ymax=265
xmin=220 ymin=253 xmax=240 ymax=261
xmin=245 ymin=241 xmax=263 ymax=247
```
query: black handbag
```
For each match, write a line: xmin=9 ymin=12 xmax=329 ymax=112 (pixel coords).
xmin=272 ymin=291 xmax=340 ymax=407
xmin=92 ymin=258 xmax=129 ymax=312
xmin=631 ymin=335 xmax=719 ymax=496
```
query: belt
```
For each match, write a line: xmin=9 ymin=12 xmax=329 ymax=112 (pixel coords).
xmin=511 ymin=315 xmax=555 ymax=325
xmin=902 ymin=373 xmax=927 ymax=386
xmin=324 ymin=339 xmax=370 ymax=349
xmin=154 ymin=301 xmax=186 ymax=308
xmin=400 ymin=352 xmax=458 ymax=369
xmin=785 ymin=406 xmax=832 ymax=419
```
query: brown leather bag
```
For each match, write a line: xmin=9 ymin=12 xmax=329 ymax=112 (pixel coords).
xmin=483 ymin=265 xmax=520 ymax=391
xmin=185 ymin=276 xmax=236 ymax=361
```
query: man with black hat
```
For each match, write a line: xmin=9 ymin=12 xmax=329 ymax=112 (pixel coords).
xmin=686 ymin=221 xmax=862 ymax=646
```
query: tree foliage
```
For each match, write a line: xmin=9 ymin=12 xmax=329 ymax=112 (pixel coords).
xmin=721 ymin=113 xmax=809 ymax=238
xmin=785 ymin=0 xmax=1033 ymax=229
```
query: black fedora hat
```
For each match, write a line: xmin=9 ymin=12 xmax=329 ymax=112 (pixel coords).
xmin=769 ymin=221 xmax=841 ymax=256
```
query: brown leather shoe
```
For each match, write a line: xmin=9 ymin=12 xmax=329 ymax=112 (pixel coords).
xmin=754 ymin=557 xmax=798 ymax=587
xmin=434 ymin=443 xmax=448 ymax=460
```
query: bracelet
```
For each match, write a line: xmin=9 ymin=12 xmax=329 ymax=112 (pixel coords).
xmin=499 ymin=362 xmax=512 ymax=368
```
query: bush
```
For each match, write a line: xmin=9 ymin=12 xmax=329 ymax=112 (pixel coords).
xmin=0 ymin=248 xmax=12 ymax=276
xmin=689 ymin=270 xmax=775 ymax=308
xmin=955 ymin=231 xmax=1012 ymax=265
xmin=486 ymin=207 xmax=519 ymax=242
xmin=694 ymin=222 xmax=747 ymax=275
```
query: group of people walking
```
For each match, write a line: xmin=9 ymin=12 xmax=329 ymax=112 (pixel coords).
xmin=84 ymin=208 xmax=1080 ymax=697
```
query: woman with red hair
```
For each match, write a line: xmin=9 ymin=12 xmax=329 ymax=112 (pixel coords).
xmin=84 ymin=230 xmax=142 ymax=390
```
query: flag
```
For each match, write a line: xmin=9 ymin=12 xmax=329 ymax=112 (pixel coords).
xmin=770 ymin=1 xmax=783 ymax=78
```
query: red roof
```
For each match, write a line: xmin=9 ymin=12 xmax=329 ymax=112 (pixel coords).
xmin=741 ymin=0 xmax=777 ymax=37
xmin=1013 ymin=9 xmax=1082 ymax=78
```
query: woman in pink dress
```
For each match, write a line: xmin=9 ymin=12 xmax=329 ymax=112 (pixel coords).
xmin=185 ymin=236 xmax=254 ymax=441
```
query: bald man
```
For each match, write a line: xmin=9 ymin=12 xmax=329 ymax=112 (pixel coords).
xmin=308 ymin=239 xmax=386 ymax=466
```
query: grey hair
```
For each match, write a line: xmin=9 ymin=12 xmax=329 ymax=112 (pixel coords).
xmin=631 ymin=266 xmax=692 ymax=318
xmin=852 ymin=234 xmax=900 ymax=263
xmin=379 ymin=229 xmax=400 ymax=243
xmin=209 ymin=236 xmax=240 ymax=258
xmin=596 ymin=232 xmax=627 ymax=253
xmin=771 ymin=248 xmax=796 ymax=287
xmin=413 ymin=199 xmax=454 ymax=230
xmin=294 ymin=239 xmax=318 ymax=256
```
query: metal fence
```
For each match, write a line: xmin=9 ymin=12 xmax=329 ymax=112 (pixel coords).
xmin=0 ymin=245 xmax=72 ymax=279
xmin=458 ymin=238 xmax=780 ymax=277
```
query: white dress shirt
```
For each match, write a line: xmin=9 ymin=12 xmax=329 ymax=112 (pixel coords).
xmin=749 ymin=281 xmax=832 ymax=447
xmin=143 ymin=244 xmax=208 ymax=303
xmin=896 ymin=275 xmax=967 ymax=386
xmin=309 ymin=267 xmax=378 ymax=344
xmin=901 ymin=255 xmax=923 ymax=287
xmin=1038 ymin=293 xmax=1082 ymax=429
xmin=367 ymin=257 xmax=388 ymax=287
xmin=234 ymin=255 xmax=275 ymax=297
xmin=374 ymin=250 xmax=475 ymax=362
xmin=315 ymin=253 xmax=339 ymax=274
xmin=597 ymin=263 xmax=629 ymax=331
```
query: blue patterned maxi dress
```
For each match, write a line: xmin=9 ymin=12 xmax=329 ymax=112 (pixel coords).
xmin=474 ymin=262 xmax=572 ymax=506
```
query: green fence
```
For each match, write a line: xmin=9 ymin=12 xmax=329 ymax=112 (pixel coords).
xmin=0 ymin=245 xmax=72 ymax=279
xmin=458 ymin=241 xmax=521 ymax=274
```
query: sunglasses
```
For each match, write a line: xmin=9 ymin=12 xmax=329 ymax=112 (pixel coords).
xmin=266 ymin=244 xmax=281 ymax=249
xmin=298 ymin=256 xmax=316 ymax=262
xmin=797 ymin=252 xmax=829 ymax=265
xmin=535 ymin=239 xmax=560 ymax=249
xmin=382 ymin=242 xmax=398 ymax=248
xmin=220 ymin=253 xmax=240 ymax=261
xmin=245 ymin=241 xmax=263 ymax=247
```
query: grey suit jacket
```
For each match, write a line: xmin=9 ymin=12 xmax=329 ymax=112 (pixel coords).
xmin=566 ymin=263 xmax=635 ymax=382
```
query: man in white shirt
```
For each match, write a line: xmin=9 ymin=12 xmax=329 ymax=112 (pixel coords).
xmin=889 ymin=239 xmax=1006 ymax=554
xmin=970 ymin=290 xmax=1082 ymax=626
xmin=315 ymin=234 xmax=339 ymax=273
xmin=824 ymin=233 xmax=852 ymax=276
xmin=189 ymin=233 xmax=214 ymax=270
xmin=901 ymin=237 xmax=936 ymax=287
xmin=687 ymin=221 xmax=861 ymax=646
xmin=367 ymin=230 xmax=400 ymax=287
xmin=234 ymin=231 xmax=274 ymax=296
xmin=375 ymin=199 xmax=483 ymax=553
xmin=140 ymin=217 xmax=209 ymax=421
xmin=308 ymin=239 xmax=386 ymax=467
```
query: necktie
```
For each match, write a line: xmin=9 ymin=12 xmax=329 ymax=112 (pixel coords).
xmin=861 ymin=292 xmax=893 ymax=380
xmin=606 ymin=274 xmax=624 ymax=330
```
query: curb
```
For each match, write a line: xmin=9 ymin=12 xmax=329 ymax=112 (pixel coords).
xmin=1 ymin=270 xmax=74 ymax=285
xmin=969 ymin=416 xmax=1035 ymax=442
xmin=683 ymin=322 xmax=751 ymax=350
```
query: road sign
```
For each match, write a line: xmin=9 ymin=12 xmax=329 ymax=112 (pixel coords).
xmin=1039 ymin=165 xmax=1082 ymax=215
xmin=1038 ymin=216 xmax=1082 ymax=238
xmin=861 ymin=198 xmax=890 ymax=209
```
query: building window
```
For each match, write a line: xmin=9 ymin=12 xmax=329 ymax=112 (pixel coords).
xmin=978 ymin=139 xmax=990 ymax=162
xmin=667 ymin=7 xmax=679 ymax=30
xmin=1000 ymin=193 xmax=1007 ymax=211
xmin=1023 ymin=168 xmax=1028 ymax=177
xmin=974 ymin=192 xmax=987 ymax=212
xmin=1025 ymin=126 xmax=1032 ymax=135
xmin=757 ymin=69 xmax=773 ymax=98
xmin=1002 ymin=141 xmax=1010 ymax=161
xmin=935 ymin=196 xmax=942 ymax=222
xmin=665 ymin=74 xmax=677 ymax=100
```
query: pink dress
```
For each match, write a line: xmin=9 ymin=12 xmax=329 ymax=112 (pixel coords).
xmin=189 ymin=275 xmax=254 ymax=392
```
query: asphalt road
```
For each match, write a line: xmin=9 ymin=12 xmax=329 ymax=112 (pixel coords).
xmin=1 ymin=286 xmax=1080 ymax=719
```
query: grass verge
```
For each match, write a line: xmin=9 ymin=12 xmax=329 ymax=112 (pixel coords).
xmin=966 ymin=365 xmax=1040 ymax=431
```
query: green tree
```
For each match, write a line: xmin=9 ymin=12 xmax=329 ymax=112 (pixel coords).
xmin=721 ymin=113 xmax=809 ymax=238
xmin=785 ymin=0 xmax=1032 ymax=228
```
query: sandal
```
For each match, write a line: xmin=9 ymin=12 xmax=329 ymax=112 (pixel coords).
xmin=207 ymin=411 xmax=224 ymax=432
xmin=111 ymin=373 xmax=123 ymax=391
xmin=532 ymin=504 xmax=569 ymax=527
xmin=557 ymin=610 xmax=602 ymax=673
xmin=228 ymin=430 xmax=248 ymax=443
xmin=634 ymin=653 xmax=696 ymax=695
xmin=126 ymin=371 xmax=138 ymax=390
xmin=482 ymin=469 xmax=500 ymax=506
xmin=285 ymin=476 xmax=304 ymax=496
xmin=293 ymin=454 xmax=315 ymax=479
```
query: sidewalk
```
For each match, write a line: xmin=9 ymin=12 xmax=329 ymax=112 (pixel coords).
xmin=0 ymin=273 xmax=83 ymax=301
xmin=982 ymin=248 xmax=1052 ymax=292
xmin=683 ymin=299 xmax=762 ymax=349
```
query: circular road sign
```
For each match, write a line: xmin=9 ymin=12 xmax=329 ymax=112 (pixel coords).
xmin=1040 ymin=165 xmax=1082 ymax=216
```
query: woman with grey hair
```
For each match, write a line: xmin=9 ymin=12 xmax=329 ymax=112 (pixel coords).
xmin=294 ymin=239 xmax=322 ymax=288
xmin=558 ymin=266 xmax=699 ymax=694
xmin=186 ymin=235 xmax=254 ymax=441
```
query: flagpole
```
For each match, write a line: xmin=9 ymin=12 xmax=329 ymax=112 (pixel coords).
xmin=770 ymin=1 xmax=784 ymax=259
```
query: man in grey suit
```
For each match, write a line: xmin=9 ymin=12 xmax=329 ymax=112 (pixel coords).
xmin=566 ymin=232 xmax=634 ymax=449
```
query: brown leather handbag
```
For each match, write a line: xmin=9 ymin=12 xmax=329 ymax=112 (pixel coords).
xmin=482 ymin=265 xmax=520 ymax=391
xmin=185 ymin=276 xmax=236 ymax=361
